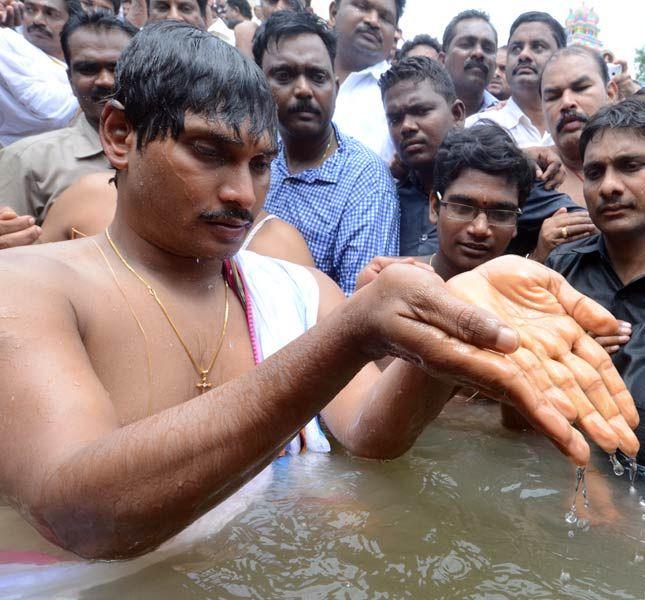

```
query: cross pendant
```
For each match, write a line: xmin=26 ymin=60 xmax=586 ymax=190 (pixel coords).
xmin=196 ymin=373 xmax=212 ymax=392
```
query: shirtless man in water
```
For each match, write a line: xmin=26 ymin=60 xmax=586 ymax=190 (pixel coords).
xmin=0 ymin=22 xmax=638 ymax=561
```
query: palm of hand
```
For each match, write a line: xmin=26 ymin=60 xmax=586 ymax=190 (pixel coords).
xmin=447 ymin=256 xmax=639 ymax=458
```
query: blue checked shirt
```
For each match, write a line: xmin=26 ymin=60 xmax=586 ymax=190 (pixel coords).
xmin=264 ymin=124 xmax=400 ymax=295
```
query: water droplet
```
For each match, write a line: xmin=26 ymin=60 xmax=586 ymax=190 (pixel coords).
xmin=568 ymin=530 xmax=575 ymax=539
xmin=639 ymin=497 xmax=645 ymax=508
xmin=576 ymin=518 xmax=590 ymax=531
xmin=635 ymin=553 xmax=644 ymax=564
xmin=609 ymin=453 xmax=625 ymax=476
xmin=560 ymin=570 xmax=571 ymax=584
xmin=208 ymin=284 xmax=214 ymax=291
xmin=565 ymin=511 xmax=578 ymax=525
xmin=629 ymin=485 xmax=637 ymax=496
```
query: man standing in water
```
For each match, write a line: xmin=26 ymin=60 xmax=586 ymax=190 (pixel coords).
xmin=0 ymin=22 xmax=637 ymax=560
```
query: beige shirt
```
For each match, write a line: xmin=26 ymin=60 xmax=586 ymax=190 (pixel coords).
xmin=0 ymin=113 xmax=110 ymax=224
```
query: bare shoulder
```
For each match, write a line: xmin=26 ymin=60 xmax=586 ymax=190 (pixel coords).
xmin=303 ymin=266 xmax=346 ymax=321
xmin=249 ymin=216 xmax=315 ymax=267
xmin=41 ymin=173 xmax=116 ymax=242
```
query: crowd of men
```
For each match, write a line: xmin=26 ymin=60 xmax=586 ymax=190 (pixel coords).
xmin=0 ymin=0 xmax=643 ymax=560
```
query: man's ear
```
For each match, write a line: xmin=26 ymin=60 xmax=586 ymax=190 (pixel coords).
xmin=328 ymin=1 xmax=337 ymax=26
xmin=451 ymin=99 xmax=466 ymax=126
xmin=429 ymin=192 xmax=439 ymax=224
xmin=438 ymin=51 xmax=446 ymax=65
xmin=100 ymin=100 xmax=134 ymax=171
xmin=606 ymin=79 xmax=619 ymax=103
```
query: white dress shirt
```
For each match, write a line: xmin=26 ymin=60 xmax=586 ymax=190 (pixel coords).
xmin=0 ymin=28 xmax=78 ymax=147
xmin=465 ymin=96 xmax=553 ymax=148
xmin=333 ymin=60 xmax=394 ymax=164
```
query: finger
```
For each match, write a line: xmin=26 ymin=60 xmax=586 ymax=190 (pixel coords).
xmin=0 ymin=207 xmax=18 ymax=219
xmin=510 ymin=348 xmax=577 ymax=422
xmin=423 ymin=278 xmax=520 ymax=354
xmin=0 ymin=215 xmax=36 ymax=236
xmin=0 ymin=225 xmax=41 ymax=249
xmin=548 ymin=273 xmax=619 ymax=336
xmin=560 ymin=351 xmax=639 ymax=455
xmin=555 ymin=215 xmax=595 ymax=227
xmin=571 ymin=334 xmax=639 ymax=429
xmin=594 ymin=335 xmax=631 ymax=347
xmin=399 ymin=324 xmax=588 ymax=464
xmin=555 ymin=233 xmax=593 ymax=246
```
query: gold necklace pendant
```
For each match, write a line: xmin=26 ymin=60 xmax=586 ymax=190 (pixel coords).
xmin=104 ymin=229 xmax=229 ymax=395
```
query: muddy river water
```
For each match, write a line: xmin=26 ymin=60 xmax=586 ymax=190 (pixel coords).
xmin=1 ymin=402 xmax=643 ymax=599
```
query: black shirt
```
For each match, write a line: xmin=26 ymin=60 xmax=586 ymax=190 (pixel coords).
xmin=546 ymin=234 xmax=645 ymax=463
xmin=397 ymin=170 xmax=438 ymax=256
xmin=399 ymin=175 xmax=582 ymax=258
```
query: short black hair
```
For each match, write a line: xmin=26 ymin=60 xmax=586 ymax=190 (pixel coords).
xmin=61 ymin=9 xmax=138 ymax=68
xmin=580 ymin=97 xmax=645 ymax=158
xmin=540 ymin=46 xmax=609 ymax=96
xmin=62 ymin=0 xmax=84 ymax=16
xmin=263 ymin=0 xmax=304 ymax=10
xmin=442 ymin=9 xmax=497 ymax=52
xmin=380 ymin=56 xmax=456 ymax=104
xmin=113 ymin=21 xmax=278 ymax=149
xmin=253 ymin=10 xmax=336 ymax=66
xmin=335 ymin=0 xmax=405 ymax=22
xmin=508 ymin=11 xmax=566 ymax=49
xmin=145 ymin=0 xmax=208 ymax=17
xmin=399 ymin=34 xmax=441 ymax=59
xmin=433 ymin=123 xmax=535 ymax=208
xmin=227 ymin=0 xmax=252 ymax=19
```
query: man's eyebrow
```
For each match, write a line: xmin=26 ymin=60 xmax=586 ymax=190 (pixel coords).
xmin=191 ymin=130 xmax=245 ymax=146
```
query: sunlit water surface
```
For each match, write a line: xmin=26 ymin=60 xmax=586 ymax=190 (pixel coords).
xmin=1 ymin=402 xmax=643 ymax=599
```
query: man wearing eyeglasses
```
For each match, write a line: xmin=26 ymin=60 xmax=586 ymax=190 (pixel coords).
xmin=356 ymin=123 xmax=531 ymax=286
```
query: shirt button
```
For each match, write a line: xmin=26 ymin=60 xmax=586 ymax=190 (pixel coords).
xmin=420 ymin=234 xmax=428 ymax=242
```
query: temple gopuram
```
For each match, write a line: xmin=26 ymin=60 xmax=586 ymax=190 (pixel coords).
xmin=565 ymin=3 xmax=604 ymax=51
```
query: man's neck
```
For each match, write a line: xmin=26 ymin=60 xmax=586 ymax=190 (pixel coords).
xmin=108 ymin=212 xmax=226 ymax=292
xmin=411 ymin=164 xmax=434 ymax=194
xmin=559 ymin=146 xmax=582 ymax=173
xmin=431 ymin=252 xmax=461 ymax=281
xmin=334 ymin=50 xmax=379 ymax=85
xmin=456 ymin=84 xmax=484 ymax=118
xmin=281 ymin=125 xmax=337 ymax=174
xmin=604 ymin=233 xmax=645 ymax=285
xmin=511 ymin=89 xmax=545 ymax=134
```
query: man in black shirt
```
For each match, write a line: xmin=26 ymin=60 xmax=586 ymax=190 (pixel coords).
xmin=546 ymin=98 xmax=645 ymax=464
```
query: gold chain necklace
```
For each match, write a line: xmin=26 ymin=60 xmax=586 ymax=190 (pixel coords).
xmin=104 ymin=229 xmax=229 ymax=393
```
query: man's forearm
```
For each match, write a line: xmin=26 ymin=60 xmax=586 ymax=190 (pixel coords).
xmin=32 ymin=304 xmax=372 ymax=559
xmin=324 ymin=359 xmax=455 ymax=459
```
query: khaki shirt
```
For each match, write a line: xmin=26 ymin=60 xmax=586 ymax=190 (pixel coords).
xmin=0 ymin=113 xmax=110 ymax=224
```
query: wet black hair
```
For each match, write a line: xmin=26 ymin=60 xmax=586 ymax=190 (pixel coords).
xmin=227 ymin=0 xmax=252 ymax=19
xmin=508 ymin=11 xmax=566 ymax=49
xmin=579 ymin=98 xmax=645 ymax=158
xmin=442 ymin=9 xmax=497 ymax=52
xmin=253 ymin=10 xmax=336 ymax=66
xmin=380 ymin=55 xmax=456 ymax=104
xmin=433 ymin=122 xmax=535 ymax=208
xmin=112 ymin=20 xmax=278 ymax=149
xmin=62 ymin=0 xmax=84 ymax=16
xmin=145 ymin=0 xmax=208 ymax=18
xmin=335 ymin=0 xmax=405 ymax=22
xmin=399 ymin=34 xmax=441 ymax=59
xmin=262 ymin=0 xmax=304 ymax=11
xmin=61 ymin=10 xmax=138 ymax=68
xmin=539 ymin=45 xmax=609 ymax=95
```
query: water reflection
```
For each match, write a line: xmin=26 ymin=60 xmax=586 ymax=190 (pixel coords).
xmin=1 ymin=402 xmax=643 ymax=598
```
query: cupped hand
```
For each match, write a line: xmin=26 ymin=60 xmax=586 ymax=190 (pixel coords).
xmin=355 ymin=256 xmax=434 ymax=291
xmin=447 ymin=256 xmax=639 ymax=462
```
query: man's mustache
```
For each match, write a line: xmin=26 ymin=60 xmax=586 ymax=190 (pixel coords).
xmin=90 ymin=89 xmax=113 ymax=103
xmin=465 ymin=59 xmax=489 ymax=75
xmin=287 ymin=100 xmax=320 ymax=115
xmin=512 ymin=62 xmax=537 ymax=75
xmin=199 ymin=208 xmax=254 ymax=223
xmin=556 ymin=109 xmax=588 ymax=133
xmin=27 ymin=24 xmax=52 ymax=37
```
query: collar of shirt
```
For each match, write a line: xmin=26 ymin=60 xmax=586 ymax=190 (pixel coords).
xmin=340 ymin=60 xmax=391 ymax=89
xmin=72 ymin=113 xmax=103 ymax=160
xmin=478 ymin=89 xmax=499 ymax=112
xmin=274 ymin=123 xmax=346 ymax=184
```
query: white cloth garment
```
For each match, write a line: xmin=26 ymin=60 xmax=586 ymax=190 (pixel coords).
xmin=0 ymin=28 xmax=78 ymax=147
xmin=465 ymin=96 xmax=553 ymax=148
xmin=235 ymin=250 xmax=331 ymax=454
xmin=239 ymin=213 xmax=278 ymax=251
xmin=333 ymin=60 xmax=395 ymax=164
